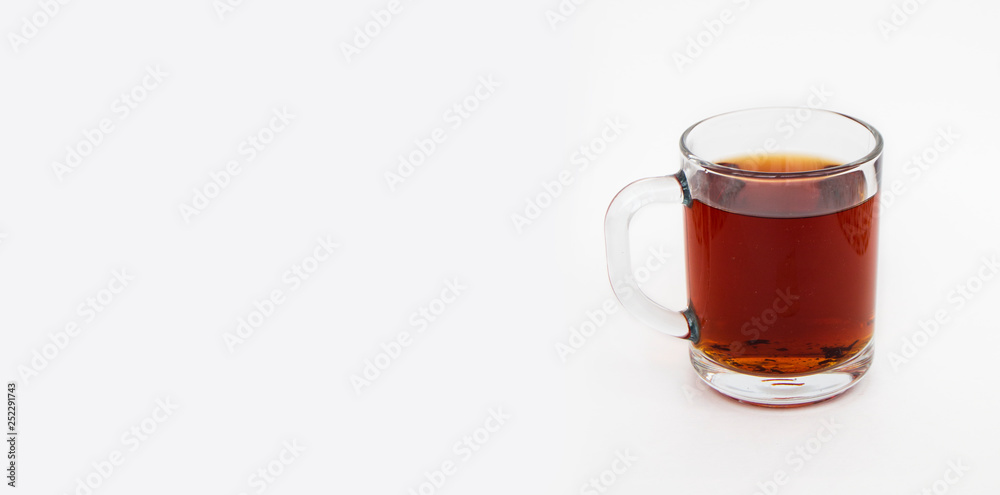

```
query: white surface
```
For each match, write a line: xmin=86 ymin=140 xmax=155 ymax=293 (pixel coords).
xmin=1 ymin=0 xmax=998 ymax=493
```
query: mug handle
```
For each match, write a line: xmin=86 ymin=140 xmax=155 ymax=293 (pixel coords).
xmin=604 ymin=172 xmax=695 ymax=339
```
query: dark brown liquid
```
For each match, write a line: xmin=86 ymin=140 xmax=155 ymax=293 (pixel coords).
xmin=686 ymin=154 xmax=878 ymax=375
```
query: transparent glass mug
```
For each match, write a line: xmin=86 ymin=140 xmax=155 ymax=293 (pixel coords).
xmin=605 ymin=108 xmax=882 ymax=406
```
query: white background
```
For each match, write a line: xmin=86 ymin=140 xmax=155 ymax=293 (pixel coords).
xmin=2 ymin=0 xmax=999 ymax=494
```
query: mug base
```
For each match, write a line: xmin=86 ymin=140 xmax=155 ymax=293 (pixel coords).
xmin=689 ymin=342 xmax=873 ymax=407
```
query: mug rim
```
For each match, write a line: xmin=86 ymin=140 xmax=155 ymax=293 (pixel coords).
xmin=679 ymin=107 xmax=884 ymax=179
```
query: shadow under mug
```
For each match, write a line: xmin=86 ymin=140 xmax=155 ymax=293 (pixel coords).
xmin=605 ymin=107 xmax=882 ymax=406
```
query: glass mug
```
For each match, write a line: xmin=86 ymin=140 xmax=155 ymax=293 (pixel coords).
xmin=605 ymin=107 xmax=882 ymax=406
